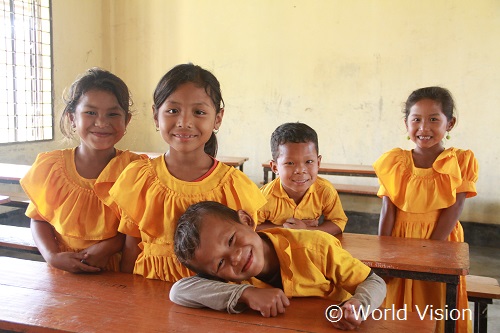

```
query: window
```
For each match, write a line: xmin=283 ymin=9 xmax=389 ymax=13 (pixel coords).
xmin=0 ymin=0 xmax=52 ymax=144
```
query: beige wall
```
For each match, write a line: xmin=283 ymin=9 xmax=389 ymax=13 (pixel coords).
xmin=1 ymin=0 xmax=499 ymax=225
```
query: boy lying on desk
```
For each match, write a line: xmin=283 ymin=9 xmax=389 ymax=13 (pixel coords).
xmin=171 ymin=201 xmax=386 ymax=331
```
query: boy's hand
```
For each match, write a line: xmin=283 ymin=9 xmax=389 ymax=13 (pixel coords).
xmin=330 ymin=298 xmax=363 ymax=330
xmin=239 ymin=287 xmax=290 ymax=317
xmin=284 ymin=218 xmax=307 ymax=229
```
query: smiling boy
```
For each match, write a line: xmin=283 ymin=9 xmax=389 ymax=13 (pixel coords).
xmin=257 ymin=122 xmax=347 ymax=235
xmin=171 ymin=201 xmax=386 ymax=331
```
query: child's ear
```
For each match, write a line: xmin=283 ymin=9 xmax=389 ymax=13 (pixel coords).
xmin=447 ymin=117 xmax=457 ymax=131
xmin=152 ymin=105 xmax=159 ymax=128
xmin=237 ymin=210 xmax=256 ymax=229
xmin=270 ymin=160 xmax=279 ymax=175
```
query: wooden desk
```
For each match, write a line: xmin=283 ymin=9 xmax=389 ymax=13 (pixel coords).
xmin=0 ymin=195 xmax=10 ymax=204
xmin=262 ymin=161 xmax=376 ymax=184
xmin=337 ymin=233 xmax=469 ymax=333
xmin=0 ymin=257 xmax=435 ymax=333
xmin=0 ymin=163 xmax=31 ymax=184
xmin=136 ymin=152 xmax=249 ymax=171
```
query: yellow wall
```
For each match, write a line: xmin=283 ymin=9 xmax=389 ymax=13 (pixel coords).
xmin=1 ymin=0 xmax=499 ymax=224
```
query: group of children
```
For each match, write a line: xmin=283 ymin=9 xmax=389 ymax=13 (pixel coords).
xmin=18 ymin=64 xmax=478 ymax=332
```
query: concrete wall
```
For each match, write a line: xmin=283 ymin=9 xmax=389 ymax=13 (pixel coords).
xmin=1 ymin=0 xmax=499 ymax=225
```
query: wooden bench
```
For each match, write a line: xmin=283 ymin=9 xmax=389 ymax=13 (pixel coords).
xmin=466 ymin=274 xmax=500 ymax=333
xmin=0 ymin=192 xmax=30 ymax=208
xmin=0 ymin=224 xmax=39 ymax=254
xmin=262 ymin=161 xmax=379 ymax=196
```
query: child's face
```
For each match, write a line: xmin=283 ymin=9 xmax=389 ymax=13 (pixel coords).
xmin=271 ymin=142 xmax=321 ymax=202
xmin=154 ymin=82 xmax=223 ymax=154
xmin=405 ymin=99 xmax=455 ymax=150
xmin=190 ymin=213 xmax=266 ymax=283
xmin=70 ymin=89 xmax=130 ymax=152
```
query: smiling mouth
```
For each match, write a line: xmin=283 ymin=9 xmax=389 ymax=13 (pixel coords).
xmin=173 ymin=134 xmax=196 ymax=139
xmin=91 ymin=132 xmax=112 ymax=137
xmin=417 ymin=135 xmax=432 ymax=140
xmin=242 ymin=250 xmax=253 ymax=273
xmin=293 ymin=179 xmax=309 ymax=184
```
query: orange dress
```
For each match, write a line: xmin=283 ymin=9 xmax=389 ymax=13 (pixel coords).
xmin=373 ymin=147 xmax=478 ymax=333
xmin=20 ymin=148 xmax=144 ymax=271
xmin=109 ymin=156 xmax=267 ymax=282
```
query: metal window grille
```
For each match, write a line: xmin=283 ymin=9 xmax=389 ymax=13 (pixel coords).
xmin=0 ymin=0 xmax=52 ymax=144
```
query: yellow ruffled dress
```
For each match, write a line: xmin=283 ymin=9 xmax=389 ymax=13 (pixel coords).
xmin=373 ymin=147 xmax=478 ymax=333
xmin=20 ymin=148 xmax=144 ymax=271
xmin=109 ymin=155 xmax=267 ymax=282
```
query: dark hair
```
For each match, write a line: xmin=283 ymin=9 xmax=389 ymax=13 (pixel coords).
xmin=403 ymin=86 xmax=456 ymax=122
xmin=174 ymin=201 xmax=239 ymax=273
xmin=60 ymin=67 xmax=132 ymax=139
xmin=270 ymin=122 xmax=319 ymax=161
xmin=152 ymin=63 xmax=225 ymax=157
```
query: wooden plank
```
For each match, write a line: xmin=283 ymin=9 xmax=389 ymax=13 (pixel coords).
xmin=467 ymin=275 xmax=500 ymax=300
xmin=262 ymin=161 xmax=376 ymax=177
xmin=0 ymin=257 xmax=436 ymax=333
xmin=337 ymin=233 xmax=470 ymax=277
xmin=0 ymin=225 xmax=39 ymax=253
xmin=0 ymin=195 xmax=10 ymax=204
xmin=0 ymin=163 xmax=31 ymax=184
xmin=333 ymin=183 xmax=379 ymax=196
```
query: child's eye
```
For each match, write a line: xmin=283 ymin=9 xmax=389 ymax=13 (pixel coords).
xmin=228 ymin=234 xmax=234 ymax=246
xmin=109 ymin=112 xmax=123 ymax=117
xmin=306 ymin=160 xmax=313 ymax=164
xmin=167 ymin=109 xmax=178 ymax=114
xmin=217 ymin=259 xmax=224 ymax=271
xmin=195 ymin=110 xmax=206 ymax=116
xmin=84 ymin=111 xmax=97 ymax=116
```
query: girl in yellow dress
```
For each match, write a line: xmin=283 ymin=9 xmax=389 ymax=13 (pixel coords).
xmin=109 ymin=64 xmax=266 ymax=282
xmin=373 ymin=86 xmax=478 ymax=333
xmin=20 ymin=68 xmax=144 ymax=273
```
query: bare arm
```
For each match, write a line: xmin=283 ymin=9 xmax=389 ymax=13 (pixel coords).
xmin=30 ymin=219 xmax=100 ymax=273
xmin=378 ymin=196 xmax=396 ymax=236
xmin=120 ymin=235 xmax=141 ymax=273
xmin=430 ymin=192 xmax=467 ymax=240
xmin=81 ymin=233 xmax=125 ymax=269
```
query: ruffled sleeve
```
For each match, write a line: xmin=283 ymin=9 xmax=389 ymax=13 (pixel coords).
xmin=20 ymin=149 xmax=141 ymax=240
xmin=373 ymin=148 xmax=475 ymax=213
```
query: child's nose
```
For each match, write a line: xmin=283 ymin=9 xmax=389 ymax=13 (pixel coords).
xmin=230 ymin=248 xmax=242 ymax=266
xmin=177 ymin=112 xmax=192 ymax=128
xmin=94 ymin=115 xmax=109 ymax=127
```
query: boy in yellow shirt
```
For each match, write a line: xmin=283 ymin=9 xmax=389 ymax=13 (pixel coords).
xmin=171 ymin=201 xmax=386 ymax=331
xmin=257 ymin=122 xmax=347 ymax=235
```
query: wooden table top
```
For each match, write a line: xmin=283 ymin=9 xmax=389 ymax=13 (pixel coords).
xmin=338 ymin=233 xmax=470 ymax=277
xmin=0 ymin=257 xmax=436 ymax=333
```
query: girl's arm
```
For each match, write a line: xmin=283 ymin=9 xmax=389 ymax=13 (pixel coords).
xmin=30 ymin=219 xmax=100 ymax=273
xmin=120 ymin=235 xmax=141 ymax=273
xmin=378 ymin=196 xmax=396 ymax=236
xmin=81 ymin=233 xmax=126 ymax=269
xmin=430 ymin=192 xmax=467 ymax=240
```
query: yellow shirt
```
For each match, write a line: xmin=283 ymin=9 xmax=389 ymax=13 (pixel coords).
xmin=20 ymin=148 xmax=144 ymax=271
xmin=373 ymin=147 xmax=478 ymax=333
xmin=250 ymin=228 xmax=371 ymax=302
xmin=109 ymin=156 xmax=267 ymax=282
xmin=257 ymin=176 xmax=347 ymax=231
